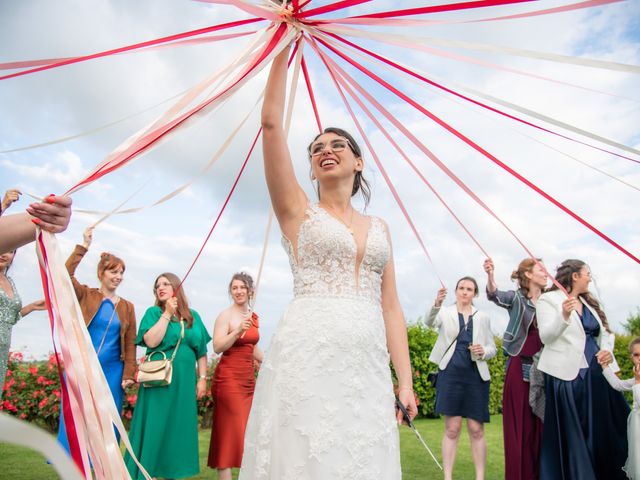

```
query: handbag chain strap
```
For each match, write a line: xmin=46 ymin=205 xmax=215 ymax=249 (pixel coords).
xmin=96 ymin=298 xmax=120 ymax=356
xmin=168 ymin=318 xmax=185 ymax=362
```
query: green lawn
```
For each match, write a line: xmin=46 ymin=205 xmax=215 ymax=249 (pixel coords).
xmin=0 ymin=416 xmax=505 ymax=479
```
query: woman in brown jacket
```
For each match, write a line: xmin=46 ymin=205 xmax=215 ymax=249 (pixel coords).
xmin=56 ymin=226 xmax=136 ymax=453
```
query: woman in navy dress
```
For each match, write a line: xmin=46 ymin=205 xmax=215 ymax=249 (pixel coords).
xmin=484 ymin=257 xmax=546 ymax=480
xmin=57 ymin=227 xmax=137 ymax=452
xmin=537 ymin=259 xmax=629 ymax=480
xmin=426 ymin=277 xmax=496 ymax=480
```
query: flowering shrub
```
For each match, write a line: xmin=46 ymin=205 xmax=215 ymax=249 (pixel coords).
xmin=1 ymin=351 xmax=63 ymax=432
xmin=121 ymin=356 xmax=219 ymax=429
xmin=3 ymin=351 xmax=221 ymax=432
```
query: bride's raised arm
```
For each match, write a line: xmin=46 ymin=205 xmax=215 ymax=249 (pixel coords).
xmin=261 ymin=45 xmax=307 ymax=235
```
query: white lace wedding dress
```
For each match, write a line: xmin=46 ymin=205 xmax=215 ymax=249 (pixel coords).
xmin=239 ymin=204 xmax=401 ymax=480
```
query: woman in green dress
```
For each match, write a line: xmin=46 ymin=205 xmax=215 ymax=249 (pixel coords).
xmin=125 ymin=272 xmax=211 ymax=480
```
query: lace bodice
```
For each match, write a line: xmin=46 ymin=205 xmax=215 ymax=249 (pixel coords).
xmin=281 ymin=204 xmax=389 ymax=304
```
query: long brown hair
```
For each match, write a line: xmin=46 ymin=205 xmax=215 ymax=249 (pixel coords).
xmin=549 ymin=259 xmax=610 ymax=332
xmin=511 ymin=257 xmax=544 ymax=298
xmin=153 ymin=272 xmax=194 ymax=327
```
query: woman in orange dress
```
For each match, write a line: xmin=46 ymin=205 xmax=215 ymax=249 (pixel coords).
xmin=208 ymin=272 xmax=263 ymax=480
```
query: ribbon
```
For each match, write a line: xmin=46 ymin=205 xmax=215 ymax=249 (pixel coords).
xmin=64 ymin=23 xmax=297 ymax=195
xmin=0 ymin=31 xmax=256 ymax=72
xmin=329 ymin=0 xmax=622 ymax=26
xmin=318 ymin=24 xmax=638 ymax=100
xmin=309 ymin=38 xmax=446 ymax=286
xmin=336 ymin=0 xmax=539 ymax=20
xmin=178 ymin=128 xmax=261 ymax=287
xmin=318 ymin=29 xmax=640 ymax=161
xmin=311 ymin=34 xmax=639 ymax=265
xmin=301 ymin=55 xmax=323 ymax=132
xmin=312 ymin=42 xmax=491 ymax=260
xmin=36 ymin=229 xmax=153 ymax=479
xmin=0 ymin=18 xmax=263 ymax=81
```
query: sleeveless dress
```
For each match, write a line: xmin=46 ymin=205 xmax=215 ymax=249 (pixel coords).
xmin=540 ymin=307 xmax=630 ymax=480
xmin=435 ymin=313 xmax=490 ymax=423
xmin=239 ymin=204 xmax=401 ymax=480
xmin=208 ymin=313 xmax=260 ymax=469
xmin=57 ymin=298 xmax=124 ymax=451
xmin=0 ymin=276 xmax=21 ymax=397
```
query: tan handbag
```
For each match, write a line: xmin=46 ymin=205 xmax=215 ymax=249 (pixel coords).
xmin=136 ymin=320 xmax=184 ymax=388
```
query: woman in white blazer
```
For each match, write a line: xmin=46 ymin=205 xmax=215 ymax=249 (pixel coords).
xmin=536 ymin=259 xmax=629 ymax=480
xmin=426 ymin=277 xmax=496 ymax=480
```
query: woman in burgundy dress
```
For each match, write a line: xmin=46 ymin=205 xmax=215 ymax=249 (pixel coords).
xmin=484 ymin=257 xmax=547 ymax=480
xmin=208 ymin=272 xmax=263 ymax=480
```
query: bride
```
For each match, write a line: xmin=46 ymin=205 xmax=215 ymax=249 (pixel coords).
xmin=239 ymin=41 xmax=418 ymax=480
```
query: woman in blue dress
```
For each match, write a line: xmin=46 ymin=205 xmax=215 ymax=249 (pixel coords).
xmin=426 ymin=277 xmax=497 ymax=480
xmin=56 ymin=227 xmax=137 ymax=452
xmin=536 ymin=259 xmax=629 ymax=479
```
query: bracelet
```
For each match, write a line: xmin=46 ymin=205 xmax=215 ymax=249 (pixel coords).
xmin=199 ymin=375 xmax=207 ymax=380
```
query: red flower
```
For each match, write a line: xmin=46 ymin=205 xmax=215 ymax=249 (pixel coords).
xmin=125 ymin=411 xmax=132 ymax=420
xmin=5 ymin=369 xmax=12 ymax=378
xmin=8 ymin=351 xmax=23 ymax=362
xmin=127 ymin=394 xmax=137 ymax=407
xmin=29 ymin=365 xmax=38 ymax=375
xmin=38 ymin=398 xmax=49 ymax=409
xmin=19 ymin=413 xmax=27 ymax=420
xmin=2 ymin=400 xmax=17 ymax=413
xmin=53 ymin=389 xmax=61 ymax=399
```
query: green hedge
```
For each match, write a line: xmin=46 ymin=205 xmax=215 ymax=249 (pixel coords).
xmin=407 ymin=323 xmax=637 ymax=418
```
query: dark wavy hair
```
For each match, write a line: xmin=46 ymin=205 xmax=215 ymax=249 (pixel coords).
xmin=307 ymin=127 xmax=371 ymax=207
xmin=549 ymin=259 xmax=610 ymax=332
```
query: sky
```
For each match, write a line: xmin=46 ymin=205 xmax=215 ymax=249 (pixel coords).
xmin=1 ymin=0 xmax=639 ymax=361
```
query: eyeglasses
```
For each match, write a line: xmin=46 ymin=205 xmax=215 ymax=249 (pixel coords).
xmin=309 ymin=139 xmax=352 ymax=157
xmin=155 ymin=281 xmax=173 ymax=290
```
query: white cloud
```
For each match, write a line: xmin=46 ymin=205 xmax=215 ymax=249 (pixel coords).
xmin=2 ymin=0 xmax=640 ymax=361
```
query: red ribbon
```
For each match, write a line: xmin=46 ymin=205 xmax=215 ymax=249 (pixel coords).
xmin=36 ymin=232 xmax=86 ymax=474
xmin=301 ymin=54 xmax=323 ymax=133
xmin=299 ymin=0 xmax=373 ymax=18
xmin=64 ymin=22 xmax=289 ymax=196
xmin=311 ymin=35 xmax=570 ymax=294
xmin=343 ymin=0 xmax=538 ymax=20
xmin=313 ymin=35 xmax=639 ymax=266
xmin=178 ymin=128 xmax=262 ymax=288
xmin=320 ymin=30 xmax=639 ymax=164
xmin=0 ymin=17 xmax=262 ymax=81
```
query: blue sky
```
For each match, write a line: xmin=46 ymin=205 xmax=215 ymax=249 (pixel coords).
xmin=1 ymin=0 xmax=639 ymax=359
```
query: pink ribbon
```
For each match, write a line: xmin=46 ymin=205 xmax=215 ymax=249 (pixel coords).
xmin=319 ymin=30 xmax=639 ymax=164
xmin=313 ymin=34 xmax=639 ymax=265
xmin=0 ymin=17 xmax=262 ymax=81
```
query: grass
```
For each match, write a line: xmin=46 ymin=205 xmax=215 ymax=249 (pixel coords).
xmin=0 ymin=416 xmax=505 ymax=479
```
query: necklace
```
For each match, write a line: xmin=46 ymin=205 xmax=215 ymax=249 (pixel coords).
xmin=320 ymin=202 xmax=355 ymax=236
xmin=99 ymin=288 xmax=119 ymax=303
